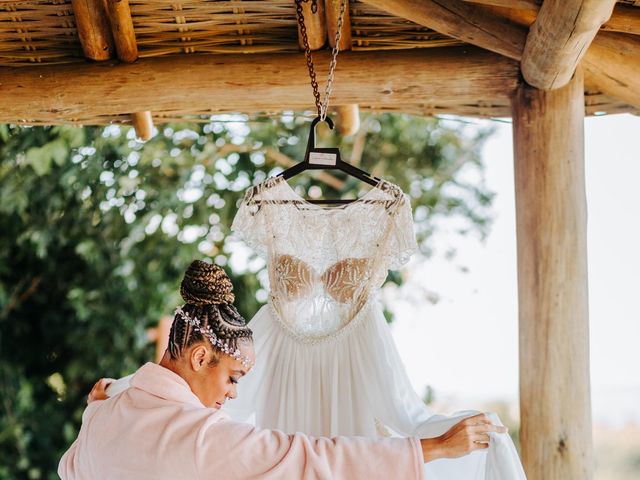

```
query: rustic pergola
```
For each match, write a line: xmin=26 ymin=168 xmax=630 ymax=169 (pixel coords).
xmin=3 ymin=0 xmax=639 ymax=478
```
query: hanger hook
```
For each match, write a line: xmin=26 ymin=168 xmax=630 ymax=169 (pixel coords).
xmin=307 ymin=115 xmax=334 ymax=152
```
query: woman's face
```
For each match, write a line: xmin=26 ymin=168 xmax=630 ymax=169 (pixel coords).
xmin=189 ymin=340 xmax=256 ymax=409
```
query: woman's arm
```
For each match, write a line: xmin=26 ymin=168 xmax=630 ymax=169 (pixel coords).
xmin=198 ymin=413 xmax=507 ymax=479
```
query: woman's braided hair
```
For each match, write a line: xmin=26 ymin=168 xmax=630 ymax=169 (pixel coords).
xmin=168 ymin=260 xmax=252 ymax=362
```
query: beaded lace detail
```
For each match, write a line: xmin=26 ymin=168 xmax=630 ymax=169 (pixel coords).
xmin=232 ymin=176 xmax=418 ymax=341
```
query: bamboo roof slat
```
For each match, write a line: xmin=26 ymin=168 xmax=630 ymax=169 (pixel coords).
xmin=0 ymin=0 xmax=638 ymax=124
xmin=0 ymin=0 xmax=81 ymax=65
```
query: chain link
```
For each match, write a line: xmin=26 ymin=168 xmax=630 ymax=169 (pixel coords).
xmin=295 ymin=0 xmax=348 ymax=121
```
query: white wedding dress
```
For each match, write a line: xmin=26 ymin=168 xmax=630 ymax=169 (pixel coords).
xmin=227 ymin=175 xmax=526 ymax=479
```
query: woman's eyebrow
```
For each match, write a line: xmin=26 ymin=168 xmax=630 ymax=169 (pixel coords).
xmin=232 ymin=369 xmax=247 ymax=376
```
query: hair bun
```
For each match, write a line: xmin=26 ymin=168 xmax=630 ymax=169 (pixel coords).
xmin=180 ymin=260 xmax=235 ymax=306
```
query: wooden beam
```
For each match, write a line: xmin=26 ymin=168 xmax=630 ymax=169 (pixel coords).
xmin=484 ymin=4 xmax=640 ymax=36
xmin=297 ymin=0 xmax=327 ymax=50
xmin=462 ymin=0 xmax=540 ymax=8
xmin=0 ymin=48 xmax=519 ymax=123
xmin=359 ymin=0 xmax=526 ymax=60
xmin=362 ymin=0 xmax=640 ymax=107
xmin=602 ymin=5 xmax=640 ymax=34
xmin=512 ymin=66 xmax=593 ymax=480
xmin=70 ymin=0 xmax=114 ymax=61
xmin=521 ymin=0 xmax=616 ymax=90
xmin=583 ymin=32 xmax=640 ymax=109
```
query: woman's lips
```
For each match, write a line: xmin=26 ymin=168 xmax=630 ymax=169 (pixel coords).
xmin=215 ymin=402 xmax=223 ymax=409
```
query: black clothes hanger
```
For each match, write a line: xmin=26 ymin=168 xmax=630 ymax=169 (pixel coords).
xmin=276 ymin=116 xmax=381 ymax=205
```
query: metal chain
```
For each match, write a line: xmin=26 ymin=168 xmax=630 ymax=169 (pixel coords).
xmin=295 ymin=0 xmax=321 ymax=115
xmin=295 ymin=0 xmax=348 ymax=121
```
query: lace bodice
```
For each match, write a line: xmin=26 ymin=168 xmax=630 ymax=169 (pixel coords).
xmin=231 ymin=176 xmax=417 ymax=341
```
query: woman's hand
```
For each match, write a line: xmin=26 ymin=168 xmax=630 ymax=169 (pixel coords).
xmin=87 ymin=378 xmax=115 ymax=404
xmin=420 ymin=413 xmax=508 ymax=462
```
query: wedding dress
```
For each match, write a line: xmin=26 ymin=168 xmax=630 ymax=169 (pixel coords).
xmin=227 ymin=175 xmax=527 ymax=479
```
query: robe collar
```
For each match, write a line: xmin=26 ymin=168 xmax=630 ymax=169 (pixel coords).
xmin=130 ymin=362 xmax=205 ymax=408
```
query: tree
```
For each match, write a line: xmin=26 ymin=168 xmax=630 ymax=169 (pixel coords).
xmin=0 ymin=112 xmax=494 ymax=479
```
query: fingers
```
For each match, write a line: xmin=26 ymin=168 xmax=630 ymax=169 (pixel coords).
xmin=472 ymin=433 xmax=491 ymax=444
xmin=463 ymin=413 xmax=491 ymax=425
xmin=472 ymin=441 xmax=490 ymax=450
xmin=461 ymin=414 xmax=508 ymax=434
xmin=99 ymin=378 xmax=115 ymax=389
xmin=468 ymin=423 xmax=508 ymax=434
xmin=87 ymin=378 xmax=115 ymax=404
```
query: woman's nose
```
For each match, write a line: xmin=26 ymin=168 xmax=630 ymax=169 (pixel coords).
xmin=227 ymin=385 xmax=238 ymax=399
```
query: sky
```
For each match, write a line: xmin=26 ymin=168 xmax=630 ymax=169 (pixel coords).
xmin=389 ymin=114 xmax=640 ymax=427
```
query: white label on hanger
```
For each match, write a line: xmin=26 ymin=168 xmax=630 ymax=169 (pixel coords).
xmin=309 ymin=152 xmax=337 ymax=166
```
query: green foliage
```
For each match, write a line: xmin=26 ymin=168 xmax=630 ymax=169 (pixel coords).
xmin=0 ymin=113 xmax=494 ymax=478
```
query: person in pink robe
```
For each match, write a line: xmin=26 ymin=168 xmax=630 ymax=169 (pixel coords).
xmin=59 ymin=261 xmax=506 ymax=480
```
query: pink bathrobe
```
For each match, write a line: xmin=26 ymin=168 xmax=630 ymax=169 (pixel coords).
xmin=59 ymin=362 xmax=425 ymax=479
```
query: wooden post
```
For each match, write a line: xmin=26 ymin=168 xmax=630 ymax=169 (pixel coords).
xmin=512 ymin=67 xmax=593 ymax=480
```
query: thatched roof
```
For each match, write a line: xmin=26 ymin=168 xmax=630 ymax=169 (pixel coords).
xmin=1 ymin=0 xmax=638 ymax=130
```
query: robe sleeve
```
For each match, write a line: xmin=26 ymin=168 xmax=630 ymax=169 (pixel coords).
xmin=57 ymin=401 xmax=103 ymax=480
xmin=57 ymin=437 xmax=79 ymax=480
xmin=195 ymin=419 xmax=425 ymax=480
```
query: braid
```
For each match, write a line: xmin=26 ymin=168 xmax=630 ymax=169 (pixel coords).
xmin=167 ymin=260 xmax=253 ymax=361
xmin=168 ymin=310 xmax=182 ymax=359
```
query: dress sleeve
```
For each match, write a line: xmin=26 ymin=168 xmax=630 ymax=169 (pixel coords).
xmin=230 ymin=187 xmax=269 ymax=259
xmin=386 ymin=193 xmax=419 ymax=270
xmin=196 ymin=419 xmax=425 ymax=480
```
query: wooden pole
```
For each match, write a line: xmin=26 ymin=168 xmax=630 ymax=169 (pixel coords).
xmin=334 ymin=105 xmax=360 ymax=136
xmin=326 ymin=0 xmax=351 ymax=50
xmin=512 ymin=67 xmax=593 ymax=480
xmin=297 ymin=0 xmax=326 ymax=50
xmin=105 ymin=0 xmax=138 ymax=63
xmin=583 ymin=32 xmax=640 ymax=110
xmin=70 ymin=0 xmax=114 ymax=61
xmin=105 ymin=0 xmax=154 ymax=140
xmin=131 ymin=111 xmax=154 ymax=141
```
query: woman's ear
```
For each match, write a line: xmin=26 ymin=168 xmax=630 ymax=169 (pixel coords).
xmin=189 ymin=344 xmax=209 ymax=371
